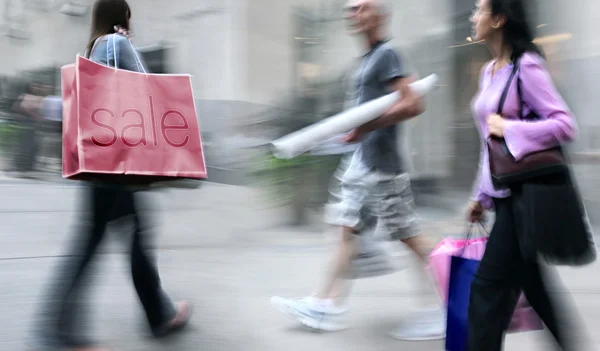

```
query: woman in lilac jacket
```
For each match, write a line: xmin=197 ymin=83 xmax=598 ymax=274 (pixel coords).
xmin=466 ymin=0 xmax=580 ymax=349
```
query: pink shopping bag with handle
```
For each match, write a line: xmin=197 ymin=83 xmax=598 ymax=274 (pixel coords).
xmin=429 ymin=225 xmax=544 ymax=333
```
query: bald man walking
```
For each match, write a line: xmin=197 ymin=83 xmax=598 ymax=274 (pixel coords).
xmin=271 ymin=0 xmax=446 ymax=341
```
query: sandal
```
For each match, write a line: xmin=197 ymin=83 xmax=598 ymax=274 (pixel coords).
xmin=27 ymin=337 xmax=114 ymax=351
xmin=152 ymin=301 xmax=193 ymax=338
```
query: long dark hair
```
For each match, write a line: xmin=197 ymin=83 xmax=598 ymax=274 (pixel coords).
xmin=85 ymin=0 xmax=131 ymax=58
xmin=490 ymin=0 xmax=542 ymax=62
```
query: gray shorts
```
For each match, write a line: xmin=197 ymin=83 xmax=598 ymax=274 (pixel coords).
xmin=325 ymin=160 xmax=420 ymax=241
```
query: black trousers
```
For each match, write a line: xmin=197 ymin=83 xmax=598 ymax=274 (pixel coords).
xmin=467 ymin=197 xmax=575 ymax=351
xmin=37 ymin=185 xmax=175 ymax=345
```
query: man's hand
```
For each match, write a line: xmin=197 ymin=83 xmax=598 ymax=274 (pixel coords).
xmin=344 ymin=126 xmax=367 ymax=143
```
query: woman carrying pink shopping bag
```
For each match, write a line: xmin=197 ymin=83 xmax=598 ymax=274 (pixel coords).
xmin=429 ymin=223 xmax=543 ymax=350
xmin=464 ymin=0 xmax=593 ymax=349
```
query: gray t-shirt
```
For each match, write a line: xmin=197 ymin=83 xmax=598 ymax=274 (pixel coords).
xmin=349 ymin=41 xmax=410 ymax=174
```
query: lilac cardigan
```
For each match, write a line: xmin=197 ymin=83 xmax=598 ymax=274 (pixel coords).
xmin=470 ymin=52 xmax=577 ymax=209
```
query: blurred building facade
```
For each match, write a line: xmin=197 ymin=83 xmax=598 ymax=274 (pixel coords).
xmin=0 ymin=0 xmax=332 ymax=175
xmin=2 ymin=0 xmax=600 ymax=217
xmin=536 ymin=0 xmax=600 ymax=220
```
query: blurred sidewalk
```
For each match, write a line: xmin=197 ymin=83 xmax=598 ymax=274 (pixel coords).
xmin=0 ymin=180 xmax=598 ymax=350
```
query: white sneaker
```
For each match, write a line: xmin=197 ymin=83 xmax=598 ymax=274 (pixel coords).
xmin=271 ymin=296 xmax=348 ymax=332
xmin=389 ymin=307 xmax=446 ymax=341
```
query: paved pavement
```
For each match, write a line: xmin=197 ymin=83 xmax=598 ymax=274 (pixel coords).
xmin=0 ymin=179 xmax=599 ymax=350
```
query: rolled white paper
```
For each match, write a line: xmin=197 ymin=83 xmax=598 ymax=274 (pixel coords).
xmin=271 ymin=74 xmax=439 ymax=159
xmin=310 ymin=134 xmax=359 ymax=156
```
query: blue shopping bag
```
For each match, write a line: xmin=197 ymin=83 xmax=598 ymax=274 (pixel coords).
xmin=445 ymin=255 xmax=481 ymax=351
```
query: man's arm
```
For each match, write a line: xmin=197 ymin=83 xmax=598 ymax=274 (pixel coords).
xmin=344 ymin=75 xmax=424 ymax=142
xmin=361 ymin=75 xmax=425 ymax=132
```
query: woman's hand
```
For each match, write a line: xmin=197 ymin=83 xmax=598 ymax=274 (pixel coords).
xmin=466 ymin=200 xmax=485 ymax=223
xmin=114 ymin=25 xmax=130 ymax=37
xmin=487 ymin=113 xmax=506 ymax=137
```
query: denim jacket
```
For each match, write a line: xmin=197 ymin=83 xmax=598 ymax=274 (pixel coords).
xmin=88 ymin=34 xmax=147 ymax=73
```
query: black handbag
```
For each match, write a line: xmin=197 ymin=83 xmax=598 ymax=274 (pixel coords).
xmin=487 ymin=59 xmax=567 ymax=189
xmin=491 ymin=59 xmax=597 ymax=266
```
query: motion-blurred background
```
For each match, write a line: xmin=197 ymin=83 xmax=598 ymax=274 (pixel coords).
xmin=2 ymin=1 xmax=600 ymax=351
xmin=1 ymin=0 xmax=597 ymax=226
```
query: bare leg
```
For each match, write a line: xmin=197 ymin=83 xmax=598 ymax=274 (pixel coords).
xmin=401 ymin=234 xmax=440 ymax=308
xmin=388 ymin=233 xmax=446 ymax=341
xmin=314 ymin=217 xmax=437 ymax=306
xmin=316 ymin=226 xmax=357 ymax=304
xmin=401 ymin=235 xmax=436 ymax=261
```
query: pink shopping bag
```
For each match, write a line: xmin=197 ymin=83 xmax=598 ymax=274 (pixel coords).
xmin=429 ymin=235 xmax=544 ymax=333
xmin=61 ymin=54 xmax=206 ymax=183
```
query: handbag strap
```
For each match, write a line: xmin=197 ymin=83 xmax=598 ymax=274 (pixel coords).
xmin=516 ymin=67 xmax=539 ymax=121
xmin=496 ymin=59 xmax=520 ymax=115
xmin=495 ymin=57 xmax=565 ymax=156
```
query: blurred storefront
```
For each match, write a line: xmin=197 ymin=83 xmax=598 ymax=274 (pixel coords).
xmin=535 ymin=0 xmax=600 ymax=221
xmin=0 ymin=0 xmax=456 ymax=198
xmin=2 ymin=0 xmax=600 ymax=218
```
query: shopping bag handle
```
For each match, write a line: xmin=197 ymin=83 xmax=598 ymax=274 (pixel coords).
xmin=465 ymin=221 xmax=489 ymax=241
xmin=465 ymin=221 xmax=490 ymax=245
xmin=108 ymin=34 xmax=147 ymax=74
xmin=453 ymin=221 xmax=488 ymax=257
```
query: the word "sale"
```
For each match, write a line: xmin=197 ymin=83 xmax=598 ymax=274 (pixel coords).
xmin=90 ymin=96 xmax=191 ymax=148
